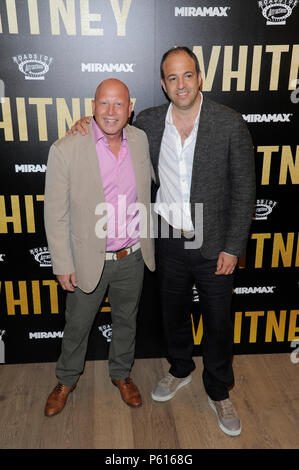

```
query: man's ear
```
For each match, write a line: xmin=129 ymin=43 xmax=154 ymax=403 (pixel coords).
xmin=160 ymin=78 xmax=167 ymax=94
xmin=198 ymin=71 xmax=202 ymax=89
xmin=128 ymin=100 xmax=133 ymax=118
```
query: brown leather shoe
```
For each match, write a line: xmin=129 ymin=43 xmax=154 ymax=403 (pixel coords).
xmin=112 ymin=377 xmax=142 ymax=407
xmin=44 ymin=383 xmax=76 ymax=417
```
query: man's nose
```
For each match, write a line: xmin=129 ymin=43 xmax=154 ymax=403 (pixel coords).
xmin=177 ymin=77 xmax=185 ymax=89
xmin=107 ymin=104 xmax=114 ymax=114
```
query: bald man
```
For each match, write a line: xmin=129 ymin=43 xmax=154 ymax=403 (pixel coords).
xmin=44 ymin=79 xmax=155 ymax=416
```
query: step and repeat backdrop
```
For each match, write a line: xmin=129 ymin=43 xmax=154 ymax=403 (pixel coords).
xmin=0 ymin=0 xmax=299 ymax=364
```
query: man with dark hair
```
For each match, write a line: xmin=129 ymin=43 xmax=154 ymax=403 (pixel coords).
xmin=70 ymin=47 xmax=255 ymax=437
xmin=134 ymin=47 xmax=255 ymax=436
xmin=160 ymin=46 xmax=201 ymax=80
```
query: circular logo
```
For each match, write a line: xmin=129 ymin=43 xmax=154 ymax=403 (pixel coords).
xmin=19 ymin=60 xmax=50 ymax=78
xmin=262 ymin=4 xmax=292 ymax=22
xmin=255 ymin=203 xmax=272 ymax=217
xmin=33 ymin=250 xmax=52 ymax=266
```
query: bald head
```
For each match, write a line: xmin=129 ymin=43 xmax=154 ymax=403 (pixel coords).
xmin=94 ymin=78 xmax=131 ymax=104
xmin=92 ymin=78 xmax=133 ymax=142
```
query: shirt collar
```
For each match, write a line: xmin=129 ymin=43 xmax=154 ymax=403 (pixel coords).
xmin=92 ymin=117 xmax=127 ymax=144
xmin=165 ymin=91 xmax=203 ymax=128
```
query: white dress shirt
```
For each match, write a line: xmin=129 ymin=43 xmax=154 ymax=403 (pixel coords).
xmin=155 ymin=93 xmax=203 ymax=231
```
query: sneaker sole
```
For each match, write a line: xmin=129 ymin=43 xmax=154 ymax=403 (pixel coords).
xmin=151 ymin=375 xmax=192 ymax=402
xmin=208 ymin=397 xmax=241 ymax=437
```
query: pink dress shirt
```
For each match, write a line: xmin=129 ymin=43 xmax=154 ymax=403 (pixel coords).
xmin=92 ymin=118 xmax=140 ymax=252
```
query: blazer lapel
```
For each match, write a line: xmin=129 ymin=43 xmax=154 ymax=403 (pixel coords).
xmin=151 ymin=107 xmax=168 ymax=185
xmin=125 ymin=125 xmax=145 ymax=204
xmin=190 ymin=98 xmax=213 ymax=202
xmin=84 ymin=122 xmax=106 ymax=202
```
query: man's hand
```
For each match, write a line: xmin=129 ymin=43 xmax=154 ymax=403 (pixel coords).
xmin=215 ymin=252 xmax=237 ymax=275
xmin=57 ymin=273 xmax=77 ymax=291
xmin=66 ymin=116 xmax=92 ymax=136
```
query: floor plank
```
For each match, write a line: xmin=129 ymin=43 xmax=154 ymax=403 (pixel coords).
xmin=0 ymin=353 xmax=298 ymax=450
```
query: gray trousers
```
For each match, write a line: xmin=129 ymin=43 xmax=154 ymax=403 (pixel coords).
xmin=56 ymin=249 xmax=144 ymax=386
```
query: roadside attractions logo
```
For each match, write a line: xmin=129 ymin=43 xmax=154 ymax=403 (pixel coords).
xmin=98 ymin=324 xmax=112 ymax=342
xmin=12 ymin=54 xmax=53 ymax=80
xmin=258 ymin=0 xmax=298 ymax=25
xmin=29 ymin=247 xmax=52 ymax=267
xmin=253 ymin=200 xmax=278 ymax=220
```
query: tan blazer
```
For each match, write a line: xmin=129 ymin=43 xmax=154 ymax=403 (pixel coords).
xmin=44 ymin=122 xmax=155 ymax=293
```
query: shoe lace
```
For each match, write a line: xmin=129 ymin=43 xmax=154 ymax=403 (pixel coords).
xmin=217 ymin=399 xmax=236 ymax=420
xmin=124 ymin=377 xmax=132 ymax=386
xmin=160 ymin=373 xmax=176 ymax=387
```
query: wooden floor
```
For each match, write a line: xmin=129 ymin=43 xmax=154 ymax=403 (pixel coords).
xmin=0 ymin=353 xmax=298 ymax=450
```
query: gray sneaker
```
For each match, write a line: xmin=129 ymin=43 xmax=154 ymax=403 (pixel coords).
xmin=208 ymin=396 xmax=242 ymax=437
xmin=151 ymin=372 xmax=192 ymax=402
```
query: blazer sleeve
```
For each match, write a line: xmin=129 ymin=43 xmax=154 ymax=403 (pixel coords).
xmin=224 ymin=114 xmax=256 ymax=257
xmin=44 ymin=143 xmax=75 ymax=275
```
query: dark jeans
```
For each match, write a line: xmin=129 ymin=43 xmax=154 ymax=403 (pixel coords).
xmin=156 ymin=232 xmax=234 ymax=401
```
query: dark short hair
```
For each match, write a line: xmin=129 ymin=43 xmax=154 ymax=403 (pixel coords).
xmin=160 ymin=46 xmax=200 ymax=80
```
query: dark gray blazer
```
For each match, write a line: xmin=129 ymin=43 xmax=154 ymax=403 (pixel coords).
xmin=134 ymin=97 xmax=256 ymax=259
